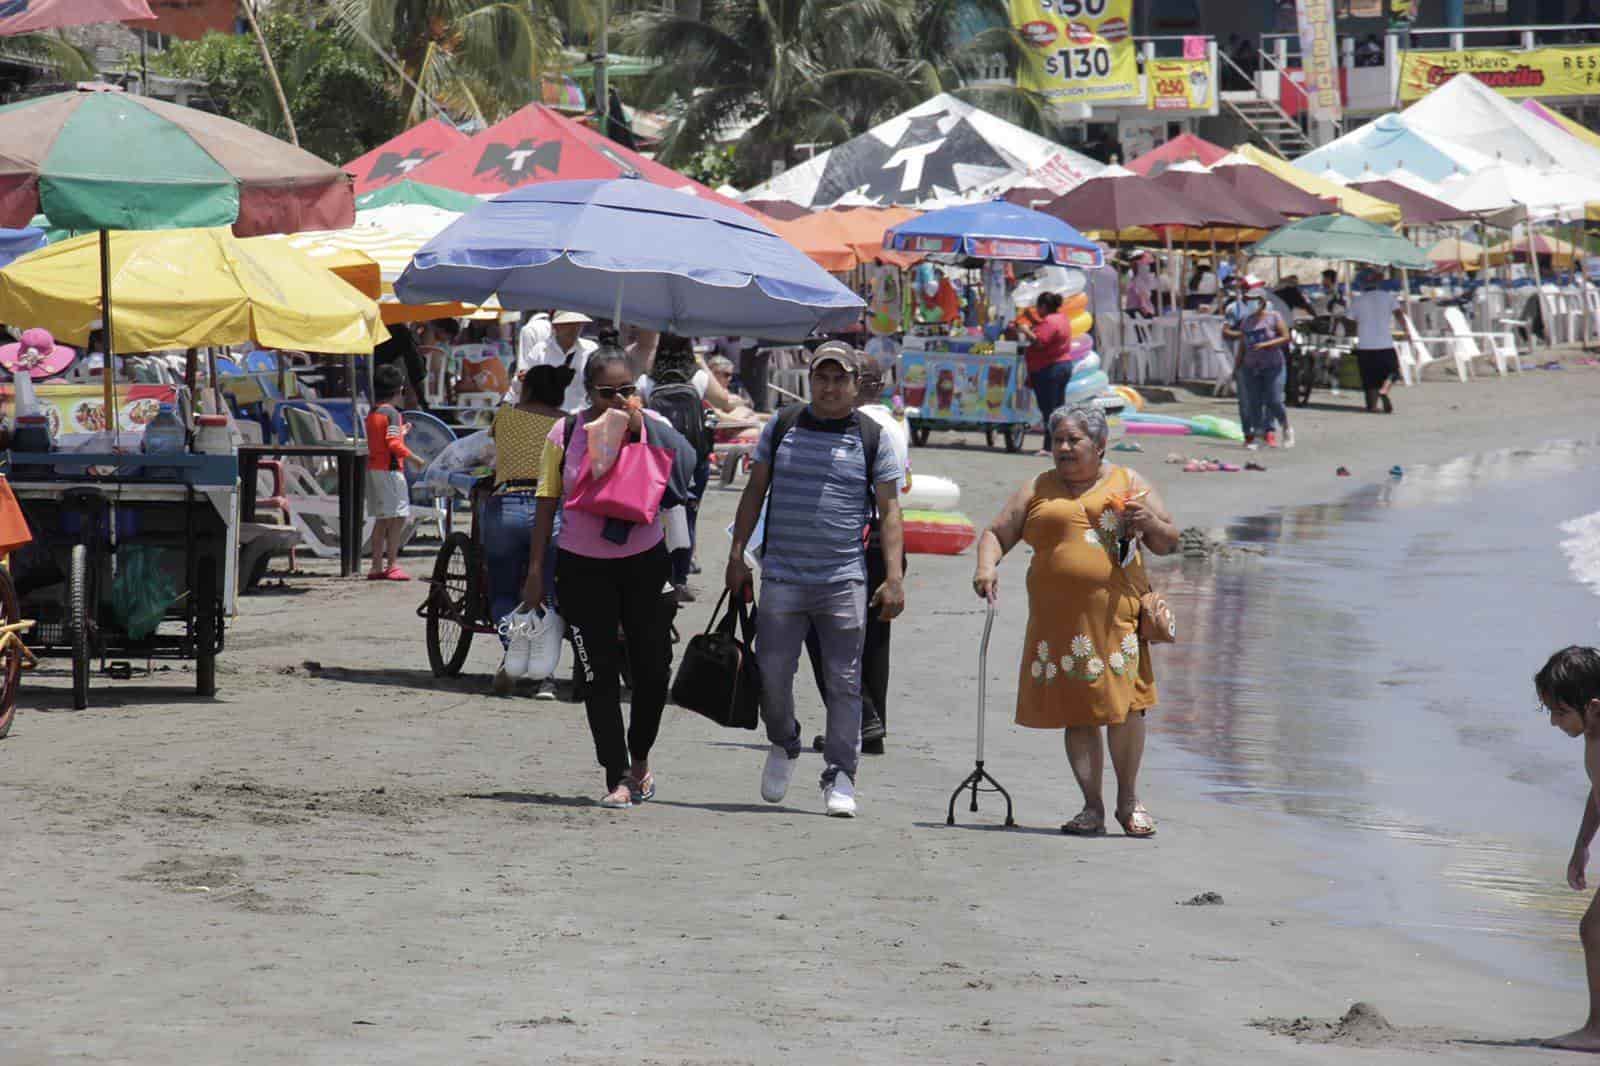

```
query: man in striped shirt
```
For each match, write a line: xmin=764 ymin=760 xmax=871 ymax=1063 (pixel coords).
xmin=726 ymin=343 xmax=906 ymax=818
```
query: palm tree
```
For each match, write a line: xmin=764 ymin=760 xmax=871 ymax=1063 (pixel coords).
xmin=332 ymin=0 xmax=571 ymax=125
xmin=626 ymin=0 xmax=1054 ymax=188
xmin=1 ymin=31 xmax=95 ymax=83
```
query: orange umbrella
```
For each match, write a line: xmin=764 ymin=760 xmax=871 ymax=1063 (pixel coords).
xmin=770 ymin=206 xmax=924 ymax=271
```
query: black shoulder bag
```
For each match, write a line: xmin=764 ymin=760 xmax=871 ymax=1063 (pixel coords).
xmin=670 ymin=590 xmax=762 ymax=729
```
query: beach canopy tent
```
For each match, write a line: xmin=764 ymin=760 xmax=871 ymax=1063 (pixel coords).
xmin=343 ymin=118 xmax=469 ymax=196
xmin=1522 ymin=100 xmax=1600 ymax=153
xmin=395 ymin=177 xmax=863 ymax=340
xmin=1042 ymin=171 xmax=1206 ymax=235
xmin=1150 ymin=164 xmax=1288 ymax=230
xmin=354 ymin=179 xmax=482 ymax=214
xmin=1296 ymin=112 xmax=1492 ymax=185
xmin=1442 ymin=162 xmax=1600 ymax=225
xmin=0 ymin=228 xmax=383 ymax=353
xmin=745 ymin=199 xmax=813 ymax=222
xmin=408 ymin=103 xmax=747 ymax=213
xmin=1125 ymin=133 xmax=1230 ymax=176
xmin=768 ymin=206 xmax=923 ymax=272
xmin=740 ymin=93 xmax=1104 ymax=209
xmin=1225 ymin=146 xmax=1401 ymax=225
xmin=883 ymin=200 xmax=1103 ymax=267
xmin=1348 ymin=180 xmax=1473 ymax=224
xmin=1401 ymin=74 xmax=1600 ymax=177
xmin=1251 ymin=214 xmax=1430 ymax=270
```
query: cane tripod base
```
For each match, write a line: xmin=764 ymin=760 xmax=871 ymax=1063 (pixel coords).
xmin=946 ymin=759 xmax=1015 ymax=827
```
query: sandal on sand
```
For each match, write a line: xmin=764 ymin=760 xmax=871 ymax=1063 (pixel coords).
xmin=628 ymin=772 xmax=655 ymax=804
xmin=599 ymin=782 xmax=633 ymax=809
xmin=1116 ymin=804 xmax=1157 ymax=838
xmin=1060 ymin=809 xmax=1106 ymax=836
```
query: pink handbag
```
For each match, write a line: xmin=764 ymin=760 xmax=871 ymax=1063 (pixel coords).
xmin=566 ymin=417 xmax=674 ymax=526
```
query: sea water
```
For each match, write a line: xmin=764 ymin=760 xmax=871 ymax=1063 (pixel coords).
xmin=1148 ymin=438 xmax=1600 ymax=988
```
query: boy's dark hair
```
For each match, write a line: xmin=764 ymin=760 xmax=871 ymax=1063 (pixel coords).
xmin=373 ymin=364 xmax=406 ymax=401
xmin=1535 ymin=646 xmax=1600 ymax=717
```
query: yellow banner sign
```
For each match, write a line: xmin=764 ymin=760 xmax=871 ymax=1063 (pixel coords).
xmin=1296 ymin=0 xmax=1342 ymax=124
xmin=1146 ymin=58 xmax=1213 ymax=111
xmin=1010 ymin=0 xmax=1139 ymax=104
xmin=1400 ymin=47 xmax=1600 ymax=101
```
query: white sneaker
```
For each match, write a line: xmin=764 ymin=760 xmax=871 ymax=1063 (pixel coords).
xmin=1283 ymin=426 xmax=1296 ymax=449
xmin=761 ymin=745 xmax=797 ymax=803
xmin=823 ymin=773 xmax=857 ymax=818
xmin=526 ymin=607 xmax=564 ymax=680
xmin=499 ymin=609 xmax=535 ymax=678
xmin=1245 ymin=441 xmax=1260 ymax=452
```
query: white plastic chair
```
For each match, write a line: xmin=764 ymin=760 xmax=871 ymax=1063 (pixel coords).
xmin=1401 ymin=313 xmax=1462 ymax=381
xmin=1442 ymin=307 xmax=1521 ymax=376
xmin=1108 ymin=317 xmax=1158 ymax=385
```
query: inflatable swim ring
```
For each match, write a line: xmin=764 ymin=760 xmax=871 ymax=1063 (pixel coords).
xmin=1069 ymin=311 xmax=1093 ymax=337
xmin=903 ymin=510 xmax=978 ymax=556
xmin=1064 ymin=291 xmax=1089 ymax=316
xmin=1124 ymin=422 xmax=1192 ymax=436
xmin=1069 ymin=346 xmax=1099 ymax=373
xmin=1069 ymin=334 xmax=1094 ymax=360
xmin=1112 ymin=385 xmax=1144 ymax=411
xmin=1062 ymin=369 xmax=1108 ymax=402
xmin=901 ymin=473 xmax=961 ymax=512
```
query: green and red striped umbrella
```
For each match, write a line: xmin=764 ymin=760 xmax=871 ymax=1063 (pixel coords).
xmin=0 ymin=86 xmax=354 ymax=236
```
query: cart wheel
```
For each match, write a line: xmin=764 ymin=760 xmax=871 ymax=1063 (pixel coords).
xmin=425 ymin=532 xmax=476 ymax=678
xmin=195 ymin=558 xmax=218 ymax=698
xmin=0 ymin=567 xmax=21 ymax=738
xmin=911 ymin=426 xmax=931 ymax=448
xmin=1003 ymin=424 xmax=1028 ymax=453
xmin=985 ymin=428 xmax=995 ymax=448
xmin=69 ymin=543 xmax=89 ymax=711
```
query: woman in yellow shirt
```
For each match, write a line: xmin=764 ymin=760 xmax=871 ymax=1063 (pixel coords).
xmin=487 ymin=364 xmax=569 ymax=698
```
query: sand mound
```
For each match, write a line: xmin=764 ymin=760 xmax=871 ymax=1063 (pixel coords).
xmin=1255 ymin=1002 xmax=1397 ymax=1047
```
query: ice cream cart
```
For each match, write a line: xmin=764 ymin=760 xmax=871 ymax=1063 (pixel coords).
xmin=899 ymin=334 xmax=1034 ymax=452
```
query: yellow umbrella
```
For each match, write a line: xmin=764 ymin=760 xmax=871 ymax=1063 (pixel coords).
xmin=1428 ymin=235 xmax=1486 ymax=272
xmin=0 ymin=228 xmax=385 ymax=353
xmin=1232 ymin=145 xmax=1402 ymax=225
xmin=1485 ymin=233 xmax=1583 ymax=269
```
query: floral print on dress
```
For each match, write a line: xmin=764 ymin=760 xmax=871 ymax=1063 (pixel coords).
xmin=1084 ymin=506 xmax=1125 ymax=563
xmin=1030 ymin=640 xmax=1059 ymax=684
xmin=1057 ymin=629 xmax=1141 ymax=681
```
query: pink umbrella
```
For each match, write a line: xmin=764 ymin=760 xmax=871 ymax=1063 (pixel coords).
xmin=0 ymin=0 xmax=154 ymax=35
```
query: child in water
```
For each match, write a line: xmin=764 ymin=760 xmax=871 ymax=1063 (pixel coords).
xmin=1540 ymin=645 xmax=1600 ymax=1052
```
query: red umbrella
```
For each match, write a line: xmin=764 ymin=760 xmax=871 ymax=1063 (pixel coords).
xmin=1042 ymin=173 xmax=1209 ymax=232
xmin=745 ymin=198 xmax=814 ymax=221
xmin=409 ymin=103 xmax=748 ymax=214
xmin=1126 ymin=133 xmax=1229 ymax=176
xmin=344 ymin=118 xmax=469 ymax=195
xmin=1150 ymin=168 xmax=1287 ymax=229
xmin=0 ymin=0 xmax=152 ymax=34
xmin=1349 ymin=180 xmax=1472 ymax=224
xmin=1213 ymin=163 xmax=1336 ymax=218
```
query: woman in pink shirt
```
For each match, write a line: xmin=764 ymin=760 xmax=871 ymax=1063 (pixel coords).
xmin=529 ymin=348 xmax=676 ymax=809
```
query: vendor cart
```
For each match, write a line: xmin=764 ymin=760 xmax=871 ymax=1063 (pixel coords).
xmin=6 ymin=452 xmax=237 ymax=709
xmin=899 ymin=335 xmax=1034 ymax=452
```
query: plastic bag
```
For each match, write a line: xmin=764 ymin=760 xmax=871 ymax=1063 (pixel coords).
xmin=422 ymin=429 xmax=495 ymax=490
xmin=585 ymin=408 xmax=631 ymax=479
xmin=111 ymin=545 xmax=179 ymax=640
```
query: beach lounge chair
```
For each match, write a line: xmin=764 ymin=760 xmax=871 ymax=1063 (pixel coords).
xmin=1399 ymin=313 xmax=1464 ymax=381
xmin=1442 ymin=307 xmax=1521 ymax=377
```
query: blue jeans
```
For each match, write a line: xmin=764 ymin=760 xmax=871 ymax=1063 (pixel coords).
xmin=481 ymin=491 xmax=540 ymax=645
xmin=756 ymin=579 xmax=867 ymax=783
xmin=672 ymin=456 xmax=712 ymax=587
xmin=1029 ymin=360 xmax=1075 ymax=431
xmin=1241 ymin=364 xmax=1287 ymax=438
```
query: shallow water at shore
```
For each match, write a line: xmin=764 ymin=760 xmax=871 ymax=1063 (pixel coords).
xmin=1149 ymin=438 xmax=1600 ymax=988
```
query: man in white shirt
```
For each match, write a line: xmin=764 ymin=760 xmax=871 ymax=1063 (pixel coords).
xmin=1350 ymin=269 xmax=1406 ymax=414
xmin=506 ymin=310 xmax=597 ymax=410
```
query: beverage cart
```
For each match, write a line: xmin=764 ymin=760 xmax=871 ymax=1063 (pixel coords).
xmin=899 ymin=333 xmax=1034 ymax=452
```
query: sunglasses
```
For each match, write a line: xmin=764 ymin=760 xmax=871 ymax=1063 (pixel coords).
xmin=592 ymin=384 xmax=638 ymax=399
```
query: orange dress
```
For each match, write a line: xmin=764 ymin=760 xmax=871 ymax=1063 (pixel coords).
xmin=1015 ymin=465 xmax=1157 ymax=729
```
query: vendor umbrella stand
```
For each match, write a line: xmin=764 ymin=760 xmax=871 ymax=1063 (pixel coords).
xmin=0 ymin=84 xmax=355 ymax=443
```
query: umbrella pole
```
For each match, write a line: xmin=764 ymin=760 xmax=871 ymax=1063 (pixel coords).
xmin=1528 ymin=214 xmax=1546 ymax=355
xmin=99 ymin=229 xmax=117 ymax=449
xmin=349 ymin=353 xmax=361 ymax=440
xmin=206 ymin=347 xmax=220 ymax=416
xmin=1167 ymin=228 xmax=1183 ymax=385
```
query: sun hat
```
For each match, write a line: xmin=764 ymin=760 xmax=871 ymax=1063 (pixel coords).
xmin=0 ymin=327 xmax=75 ymax=380
xmin=1240 ymin=274 xmax=1267 ymax=290
xmin=809 ymin=340 xmax=858 ymax=375
xmin=551 ymin=310 xmax=593 ymax=326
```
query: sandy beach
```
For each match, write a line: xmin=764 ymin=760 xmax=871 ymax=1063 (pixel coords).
xmin=7 ymin=358 xmax=1600 ymax=1064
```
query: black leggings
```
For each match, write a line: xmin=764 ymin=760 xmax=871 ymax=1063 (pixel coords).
xmin=556 ymin=545 xmax=676 ymax=791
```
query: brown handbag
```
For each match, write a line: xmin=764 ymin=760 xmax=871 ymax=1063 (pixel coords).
xmin=1124 ymin=537 xmax=1177 ymax=644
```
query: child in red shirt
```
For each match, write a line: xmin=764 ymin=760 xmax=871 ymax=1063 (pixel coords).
xmin=366 ymin=365 xmax=421 ymax=580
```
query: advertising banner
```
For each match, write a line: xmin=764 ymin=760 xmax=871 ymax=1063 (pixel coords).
xmin=900 ymin=348 xmax=1036 ymax=426
xmin=1010 ymin=0 xmax=1140 ymax=104
xmin=1295 ymin=0 xmax=1342 ymax=124
xmin=1147 ymin=58 xmax=1213 ymax=111
xmin=1399 ymin=47 xmax=1600 ymax=101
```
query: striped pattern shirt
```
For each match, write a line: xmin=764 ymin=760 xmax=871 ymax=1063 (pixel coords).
xmin=755 ymin=409 xmax=901 ymax=585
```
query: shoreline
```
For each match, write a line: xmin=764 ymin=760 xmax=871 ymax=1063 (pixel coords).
xmin=6 ymin=356 xmax=1600 ymax=1062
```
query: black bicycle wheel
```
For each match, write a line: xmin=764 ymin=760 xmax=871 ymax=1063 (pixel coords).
xmin=69 ymin=543 xmax=89 ymax=710
xmin=425 ymin=532 xmax=475 ymax=677
xmin=0 ymin=567 xmax=21 ymax=738
xmin=194 ymin=557 xmax=218 ymax=698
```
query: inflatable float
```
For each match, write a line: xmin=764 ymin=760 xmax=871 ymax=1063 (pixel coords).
xmin=903 ymin=509 xmax=978 ymax=555
xmin=1121 ymin=412 xmax=1244 ymax=441
xmin=901 ymin=473 xmax=961 ymax=512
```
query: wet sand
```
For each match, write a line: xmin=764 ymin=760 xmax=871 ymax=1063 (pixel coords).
xmin=6 ymin=358 xmax=1600 ymax=1063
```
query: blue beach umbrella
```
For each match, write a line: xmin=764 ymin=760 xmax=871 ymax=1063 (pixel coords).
xmin=884 ymin=200 xmax=1105 ymax=267
xmin=394 ymin=177 xmax=864 ymax=340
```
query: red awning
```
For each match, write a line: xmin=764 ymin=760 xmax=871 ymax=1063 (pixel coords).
xmin=344 ymin=118 xmax=470 ymax=196
xmin=407 ymin=103 xmax=749 ymax=214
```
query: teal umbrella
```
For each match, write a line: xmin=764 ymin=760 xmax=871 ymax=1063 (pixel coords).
xmin=354 ymin=180 xmax=483 ymax=214
xmin=1250 ymin=213 xmax=1430 ymax=269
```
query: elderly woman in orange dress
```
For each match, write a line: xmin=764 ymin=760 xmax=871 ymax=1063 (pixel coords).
xmin=972 ymin=404 xmax=1179 ymax=837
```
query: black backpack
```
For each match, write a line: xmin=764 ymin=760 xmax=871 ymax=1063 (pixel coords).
xmin=762 ymin=402 xmax=883 ymax=554
xmin=647 ymin=374 xmax=712 ymax=460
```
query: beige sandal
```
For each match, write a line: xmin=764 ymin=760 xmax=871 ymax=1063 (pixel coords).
xmin=1116 ymin=804 xmax=1156 ymax=838
xmin=1060 ymin=808 xmax=1106 ymax=836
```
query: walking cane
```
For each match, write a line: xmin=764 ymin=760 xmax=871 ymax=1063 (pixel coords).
xmin=947 ymin=601 xmax=1015 ymax=827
